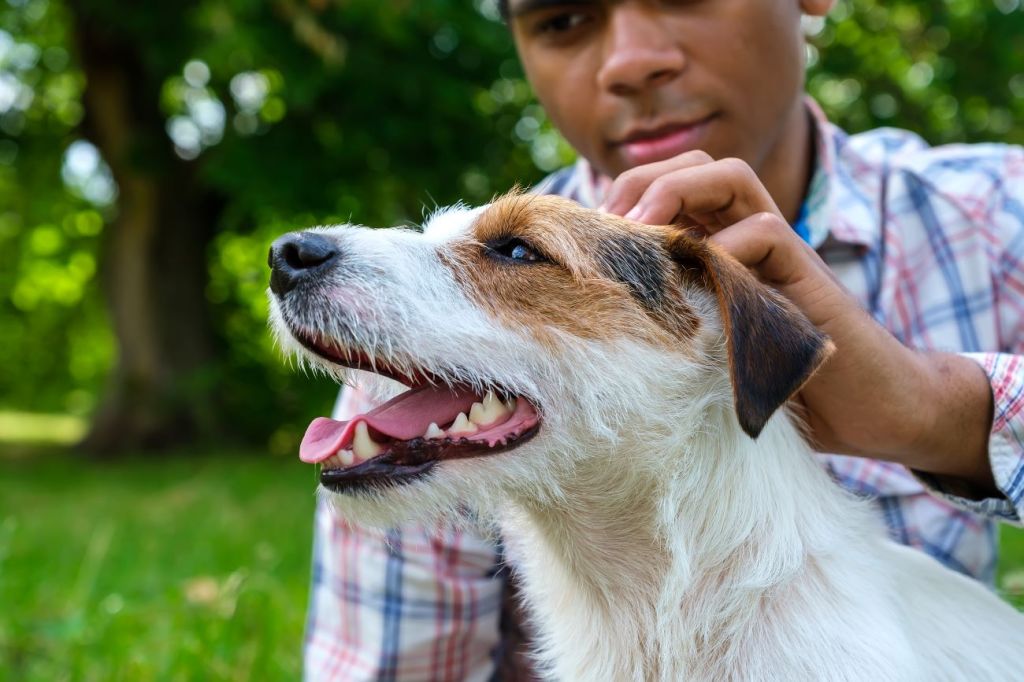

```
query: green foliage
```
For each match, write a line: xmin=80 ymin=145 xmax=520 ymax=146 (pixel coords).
xmin=0 ymin=0 xmax=113 ymax=419
xmin=808 ymin=0 xmax=1024 ymax=144
xmin=0 ymin=0 xmax=1022 ymax=448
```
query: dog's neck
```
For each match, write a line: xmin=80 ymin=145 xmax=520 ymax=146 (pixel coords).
xmin=499 ymin=404 xmax=878 ymax=680
xmin=505 ymin=462 xmax=668 ymax=599
xmin=501 ymin=466 xmax=667 ymax=681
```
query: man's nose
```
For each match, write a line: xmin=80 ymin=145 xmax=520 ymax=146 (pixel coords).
xmin=268 ymin=232 xmax=340 ymax=296
xmin=596 ymin=5 xmax=685 ymax=96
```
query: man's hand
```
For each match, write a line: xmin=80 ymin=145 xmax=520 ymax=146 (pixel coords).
xmin=601 ymin=151 xmax=998 ymax=497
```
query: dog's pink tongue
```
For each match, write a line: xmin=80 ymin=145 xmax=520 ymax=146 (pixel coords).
xmin=299 ymin=385 xmax=480 ymax=463
xmin=301 ymin=418 xmax=353 ymax=463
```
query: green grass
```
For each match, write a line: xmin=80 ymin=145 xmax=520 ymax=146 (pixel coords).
xmin=0 ymin=448 xmax=318 ymax=682
xmin=2 ymin=447 xmax=1024 ymax=681
xmin=999 ymin=525 xmax=1024 ymax=608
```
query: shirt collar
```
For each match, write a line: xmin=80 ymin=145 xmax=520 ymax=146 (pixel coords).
xmin=569 ymin=97 xmax=878 ymax=251
xmin=804 ymin=97 xmax=878 ymax=250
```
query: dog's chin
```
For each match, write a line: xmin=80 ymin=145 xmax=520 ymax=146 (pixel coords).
xmin=320 ymin=477 xmax=464 ymax=530
xmin=318 ymin=456 xmax=524 ymax=529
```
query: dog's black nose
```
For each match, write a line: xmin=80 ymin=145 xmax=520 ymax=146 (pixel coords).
xmin=268 ymin=232 xmax=340 ymax=296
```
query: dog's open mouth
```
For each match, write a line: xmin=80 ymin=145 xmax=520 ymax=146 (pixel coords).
xmin=295 ymin=332 xmax=541 ymax=492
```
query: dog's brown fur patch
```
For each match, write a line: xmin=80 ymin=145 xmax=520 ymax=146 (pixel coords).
xmin=441 ymin=194 xmax=700 ymax=349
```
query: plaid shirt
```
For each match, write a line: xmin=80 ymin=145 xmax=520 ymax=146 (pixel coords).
xmin=304 ymin=101 xmax=1024 ymax=681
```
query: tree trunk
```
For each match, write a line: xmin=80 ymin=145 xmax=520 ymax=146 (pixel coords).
xmin=70 ymin=7 xmax=223 ymax=454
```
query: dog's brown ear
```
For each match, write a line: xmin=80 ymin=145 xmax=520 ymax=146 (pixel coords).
xmin=665 ymin=231 xmax=833 ymax=439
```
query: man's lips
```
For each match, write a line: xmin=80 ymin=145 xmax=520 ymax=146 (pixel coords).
xmin=613 ymin=115 xmax=717 ymax=167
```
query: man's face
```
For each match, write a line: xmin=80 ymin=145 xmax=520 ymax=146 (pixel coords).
xmin=508 ymin=0 xmax=816 ymax=179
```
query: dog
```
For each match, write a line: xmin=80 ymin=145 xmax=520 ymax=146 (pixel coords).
xmin=269 ymin=193 xmax=1024 ymax=681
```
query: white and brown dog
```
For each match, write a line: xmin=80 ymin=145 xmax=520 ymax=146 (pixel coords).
xmin=269 ymin=193 xmax=1024 ymax=681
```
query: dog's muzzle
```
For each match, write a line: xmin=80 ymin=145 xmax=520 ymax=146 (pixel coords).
xmin=268 ymin=232 xmax=339 ymax=296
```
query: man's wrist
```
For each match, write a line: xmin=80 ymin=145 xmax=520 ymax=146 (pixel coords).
xmin=907 ymin=353 xmax=997 ymax=499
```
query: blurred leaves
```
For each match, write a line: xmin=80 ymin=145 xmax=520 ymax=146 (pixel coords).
xmin=807 ymin=0 xmax=1024 ymax=145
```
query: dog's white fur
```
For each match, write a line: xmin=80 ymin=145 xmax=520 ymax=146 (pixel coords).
xmin=270 ymin=197 xmax=1024 ymax=681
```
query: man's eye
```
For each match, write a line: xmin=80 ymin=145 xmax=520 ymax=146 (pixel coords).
xmin=490 ymin=238 xmax=547 ymax=263
xmin=534 ymin=11 xmax=591 ymax=35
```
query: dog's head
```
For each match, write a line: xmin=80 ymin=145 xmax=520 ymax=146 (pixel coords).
xmin=268 ymin=194 xmax=831 ymax=523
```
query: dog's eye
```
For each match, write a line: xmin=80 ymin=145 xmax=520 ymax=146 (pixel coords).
xmin=489 ymin=238 xmax=547 ymax=264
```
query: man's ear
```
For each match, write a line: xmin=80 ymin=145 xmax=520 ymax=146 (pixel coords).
xmin=665 ymin=231 xmax=834 ymax=439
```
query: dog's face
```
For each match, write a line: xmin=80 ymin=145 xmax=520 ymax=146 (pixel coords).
xmin=268 ymin=194 xmax=829 ymax=524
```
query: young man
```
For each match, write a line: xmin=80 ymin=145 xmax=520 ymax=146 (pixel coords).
xmin=304 ymin=1 xmax=1024 ymax=679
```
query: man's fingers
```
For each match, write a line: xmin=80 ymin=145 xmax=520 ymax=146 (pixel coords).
xmin=706 ymin=211 xmax=808 ymax=285
xmin=600 ymin=150 xmax=714 ymax=216
xmin=707 ymin=212 xmax=850 ymax=331
xmin=610 ymin=157 xmax=782 ymax=227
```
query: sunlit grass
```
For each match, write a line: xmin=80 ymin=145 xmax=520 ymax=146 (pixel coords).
xmin=0 ymin=411 xmax=88 ymax=445
xmin=0 ymin=448 xmax=316 ymax=681
xmin=999 ymin=527 xmax=1024 ymax=609
xmin=1 ymin=446 xmax=1023 ymax=681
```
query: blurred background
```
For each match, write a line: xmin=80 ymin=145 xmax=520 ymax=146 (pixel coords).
xmin=1 ymin=0 xmax=1022 ymax=679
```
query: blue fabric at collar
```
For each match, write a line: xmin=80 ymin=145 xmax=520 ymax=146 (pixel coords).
xmin=792 ymin=201 xmax=811 ymax=244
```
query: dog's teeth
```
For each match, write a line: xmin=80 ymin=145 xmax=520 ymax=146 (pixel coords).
xmin=353 ymin=421 xmax=384 ymax=461
xmin=469 ymin=390 xmax=513 ymax=428
xmin=339 ymin=449 xmax=354 ymax=466
xmin=486 ymin=390 xmax=513 ymax=417
xmin=423 ymin=422 xmax=445 ymax=440
xmin=468 ymin=401 xmax=487 ymax=424
xmin=449 ymin=412 xmax=478 ymax=436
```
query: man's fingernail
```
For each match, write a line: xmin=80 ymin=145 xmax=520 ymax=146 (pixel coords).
xmin=597 ymin=203 xmax=607 ymax=213
xmin=625 ymin=206 xmax=643 ymax=220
